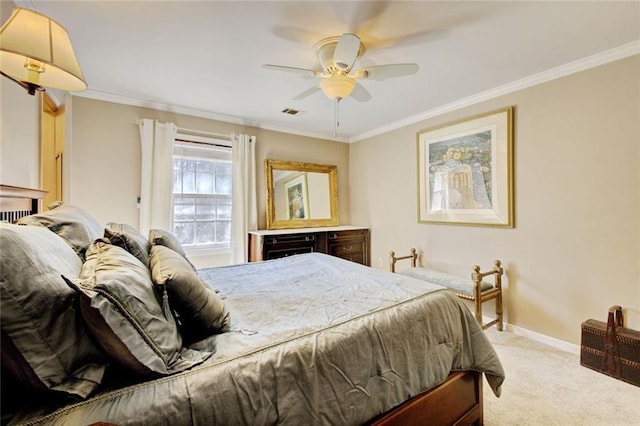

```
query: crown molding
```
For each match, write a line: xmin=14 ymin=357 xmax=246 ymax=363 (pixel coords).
xmin=72 ymin=90 xmax=348 ymax=143
xmin=349 ymin=40 xmax=640 ymax=143
xmin=72 ymin=40 xmax=638 ymax=145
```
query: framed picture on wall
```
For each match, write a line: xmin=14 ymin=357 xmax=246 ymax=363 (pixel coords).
xmin=417 ymin=106 xmax=514 ymax=227
xmin=284 ymin=174 xmax=310 ymax=220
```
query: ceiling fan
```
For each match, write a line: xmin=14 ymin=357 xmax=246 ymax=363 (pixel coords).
xmin=263 ymin=33 xmax=419 ymax=103
xmin=263 ymin=32 xmax=418 ymax=138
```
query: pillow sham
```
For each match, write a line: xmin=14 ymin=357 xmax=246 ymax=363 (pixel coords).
xmin=17 ymin=204 xmax=103 ymax=260
xmin=0 ymin=223 xmax=107 ymax=399
xmin=64 ymin=241 xmax=212 ymax=376
xmin=104 ymin=222 xmax=150 ymax=267
xmin=149 ymin=245 xmax=230 ymax=344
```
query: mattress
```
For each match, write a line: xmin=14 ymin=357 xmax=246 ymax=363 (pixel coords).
xmin=9 ymin=253 xmax=504 ymax=425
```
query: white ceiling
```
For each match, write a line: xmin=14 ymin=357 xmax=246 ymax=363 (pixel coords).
xmin=12 ymin=0 xmax=640 ymax=142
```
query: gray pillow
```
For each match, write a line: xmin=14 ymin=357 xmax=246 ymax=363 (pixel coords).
xmin=64 ymin=241 xmax=212 ymax=376
xmin=104 ymin=222 xmax=150 ymax=267
xmin=150 ymin=245 xmax=230 ymax=344
xmin=148 ymin=228 xmax=194 ymax=269
xmin=399 ymin=267 xmax=493 ymax=295
xmin=17 ymin=204 xmax=103 ymax=260
xmin=148 ymin=228 xmax=186 ymax=256
xmin=0 ymin=223 xmax=107 ymax=399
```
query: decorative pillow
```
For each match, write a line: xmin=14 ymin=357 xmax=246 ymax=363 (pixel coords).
xmin=148 ymin=228 xmax=186 ymax=256
xmin=149 ymin=245 xmax=230 ymax=344
xmin=399 ymin=267 xmax=493 ymax=295
xmin=17 ymin=204 xmax=103 ymax=260
xmin=0 ymin=223 xmax=107 ymax=399
xmin=148 ymin=228 xmax=193 ymax=267
xmin=104 ymin=223 xmax=150 ymax=267
xmin=64 ymin=241 xmax=212 ymax=376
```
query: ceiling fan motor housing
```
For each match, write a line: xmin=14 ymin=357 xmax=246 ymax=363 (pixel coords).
xmin=313 ymin=36 xmax=365 ymax=74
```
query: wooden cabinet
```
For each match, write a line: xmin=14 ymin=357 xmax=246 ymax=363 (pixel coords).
xmin=249 ymin=226 xmax=370 ymax=266
xmin=327 ymin=229 xmax=368 ymax=265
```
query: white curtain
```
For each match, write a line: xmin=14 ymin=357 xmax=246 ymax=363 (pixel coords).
xmin=230 ymin=133 xmax=257 ymax=263
xmin=138 ymin=119 xmax=177 ymax=236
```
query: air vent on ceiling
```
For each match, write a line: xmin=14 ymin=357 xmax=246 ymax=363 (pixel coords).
xmin=282 ymin=108 xmax=304 ymax=116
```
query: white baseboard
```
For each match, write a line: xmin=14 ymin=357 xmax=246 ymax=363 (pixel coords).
xmin=484 ymin=315 xmax=580 ymax=355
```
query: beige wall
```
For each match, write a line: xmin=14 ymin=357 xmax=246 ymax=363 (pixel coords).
xmin=68 ymin=97 xmax=350 ymax=266
xmin=348 ymin=55 xmax=640 ymax=345
xmin=0 ymin=79 xmax=41 ymax=188
xmin=0 ymin=0 xmax=40 ymax=188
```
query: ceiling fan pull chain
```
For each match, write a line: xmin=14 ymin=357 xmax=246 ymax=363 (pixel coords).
xmin=334 ymin=98 xmax=339 ymax=139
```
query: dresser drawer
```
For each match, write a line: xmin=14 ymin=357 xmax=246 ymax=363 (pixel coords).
xmin=329 ymin=241 xmax=364 ymax=257
xmin=333 ymin=252 xmax=365 ymax=264
xmin=266 ymin=246 xmax=314 ymax=260
xmin=263 ymin=233 xmax=316 ymax=260
xmin=264 ymin=233 xmax=316 ymax=246
xmin=326 ymin=229 xmax=368 ymax=241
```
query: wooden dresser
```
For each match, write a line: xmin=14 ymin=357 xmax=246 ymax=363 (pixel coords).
xmin=249 ymin=226 xmax=370 ymax=266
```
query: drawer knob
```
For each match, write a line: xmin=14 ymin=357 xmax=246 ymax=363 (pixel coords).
xmin=330 ymin=233 xmax=338 ymax=239
xmin=343 ymin=245 xmax=352 ymax=252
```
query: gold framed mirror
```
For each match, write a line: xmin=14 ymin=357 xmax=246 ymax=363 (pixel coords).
xmin=265 ymin=159 xmax=339 ymax=229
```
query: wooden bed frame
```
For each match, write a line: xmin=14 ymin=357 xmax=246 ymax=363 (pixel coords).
xmin=369 ymin=370 xmax=483 ymax=425
xmin=0 ymin=186 xmax=484 ymax=426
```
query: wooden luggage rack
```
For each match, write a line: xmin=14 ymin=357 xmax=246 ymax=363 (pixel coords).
xmin=390 ymin=248 xmax=504 ymax=331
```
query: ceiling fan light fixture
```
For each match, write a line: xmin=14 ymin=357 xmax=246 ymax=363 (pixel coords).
xmin=320 ymin=73 xmax=356 ymax=100
xmin=0 ymin=7 xmax=86 ymax=95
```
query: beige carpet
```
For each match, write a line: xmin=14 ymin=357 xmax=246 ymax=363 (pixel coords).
xmin=483 ymin=328 xmax=640 ymax=425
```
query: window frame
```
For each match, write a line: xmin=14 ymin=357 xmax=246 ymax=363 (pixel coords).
xmin=172 ymin=133 xmax=232 ymax=254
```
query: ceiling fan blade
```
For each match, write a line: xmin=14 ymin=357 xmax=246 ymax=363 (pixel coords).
xmin=262 ymin=64 xmax=319 ymax=77
xmin=293 ymin=85 xmax=321 ymax=100
xmin=333 ymin=33 xmax=361 ymax=71
xmin=272 ymin=26 xmax=328 ymax=46
xmin=345 ymin=1 xmax=390 ymax=34
xmin=354 ymin=63 xmax=419 ymax=81
xmin=350 ymin=82 xmax=372 ymax=102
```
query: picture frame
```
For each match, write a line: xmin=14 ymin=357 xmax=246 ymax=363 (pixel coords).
xmin=284 ymin=173 xmax=310 ymax=220
xmin=417 ymin=106 xmax=514 ymax=227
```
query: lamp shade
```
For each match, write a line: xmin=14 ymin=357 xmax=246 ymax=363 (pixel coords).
xmin=0 ymin=7 xmax=86 ymax=92
xmin=320 ymin=73 xmax=356 ymax=100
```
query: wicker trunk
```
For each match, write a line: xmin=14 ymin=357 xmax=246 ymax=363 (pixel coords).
xmin=580 ymin=306 xmax=640 ymax=387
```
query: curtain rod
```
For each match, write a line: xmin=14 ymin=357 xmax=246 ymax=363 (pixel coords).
xmin=175 ymin=138 xmax=230 ymax=149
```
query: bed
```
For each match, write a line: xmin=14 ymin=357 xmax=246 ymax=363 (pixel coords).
xmin=0 ymin=185 xmax=504 ymax=426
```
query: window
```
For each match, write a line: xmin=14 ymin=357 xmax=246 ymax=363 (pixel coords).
xmin=172 ymin=139 xmax=232 ymax=250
